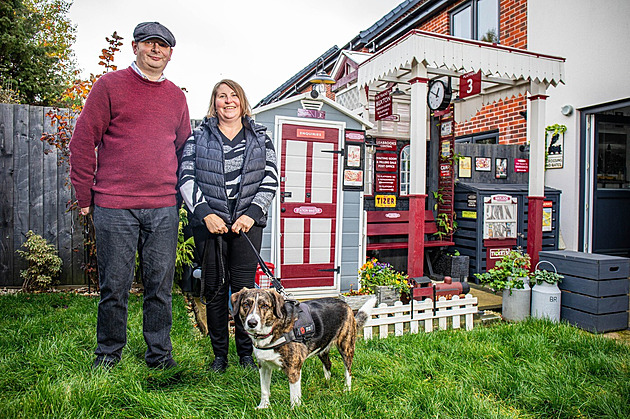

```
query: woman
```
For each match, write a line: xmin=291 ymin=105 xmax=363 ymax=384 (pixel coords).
xmin=179 ymin=79 xmax=278 ymax=372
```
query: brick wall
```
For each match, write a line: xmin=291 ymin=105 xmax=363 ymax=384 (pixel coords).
xmin=500 ymin=0 xmax=528 ymax=49
xmin=456 ymin=95 xmax=527 ymax=144
xmin=419 ymin=0 xmax=529 ymax=144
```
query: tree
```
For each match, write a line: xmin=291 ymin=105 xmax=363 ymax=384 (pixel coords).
xmin=0 ymin=0 xmax=77 ymax=105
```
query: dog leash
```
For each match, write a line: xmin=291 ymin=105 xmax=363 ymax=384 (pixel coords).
xmin=199 ymin=233 xmax=228 ymax=306
xmin=240 ymin=230 xmax=294 ymax=301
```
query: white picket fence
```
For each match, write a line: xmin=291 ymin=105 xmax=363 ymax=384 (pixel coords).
xmin=363 ymin=294 xmax=478 ymax=340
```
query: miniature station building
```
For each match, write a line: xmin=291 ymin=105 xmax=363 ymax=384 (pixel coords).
xmin=250 ymin=1 xmax=630 ymax=308
xmin=252 ymin=31 xmax=565 ymax=298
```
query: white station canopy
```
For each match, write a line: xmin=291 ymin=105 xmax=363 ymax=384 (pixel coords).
xmin=358 ymin=30 xmax=565 ymax=123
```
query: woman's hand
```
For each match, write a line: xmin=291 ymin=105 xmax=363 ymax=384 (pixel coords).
xmin=232 ymin=215 xmax=255 ymax=234
xmin=203 ymin=214 xmax=228 ymax=234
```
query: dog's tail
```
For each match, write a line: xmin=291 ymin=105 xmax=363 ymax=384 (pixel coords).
xmin=354 ymin=296 xmax=377 ymax=329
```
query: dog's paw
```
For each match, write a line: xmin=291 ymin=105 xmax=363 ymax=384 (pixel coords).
xmin=256 ymin=401 xmax=270 ymax=409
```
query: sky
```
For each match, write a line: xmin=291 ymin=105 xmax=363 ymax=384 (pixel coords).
xmin=68 ymin=0 xmax=404 ymax=119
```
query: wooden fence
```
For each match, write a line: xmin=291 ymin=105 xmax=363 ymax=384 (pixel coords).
xmin=363 ymin=294 xmax=478 ymax=340
xmin=0 ymin=104 xmax=85 ymax=287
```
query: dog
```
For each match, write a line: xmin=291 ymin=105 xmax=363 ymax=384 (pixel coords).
xmin=231 ymin=288 xmax=376 ymax=409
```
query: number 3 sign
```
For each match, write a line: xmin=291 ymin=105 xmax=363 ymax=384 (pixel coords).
xmin=458 ymin=71 xmax=481 ymax=99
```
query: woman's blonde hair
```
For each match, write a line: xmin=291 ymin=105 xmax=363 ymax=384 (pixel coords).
xmin=206 ymin=79 xmax=252 ymax=118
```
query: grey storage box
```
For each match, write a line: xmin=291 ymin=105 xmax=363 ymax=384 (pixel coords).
xmin=539 ymin=250 xmax=629 ymax=333
xmin=539 ymin=250 xmax=629 ymax=280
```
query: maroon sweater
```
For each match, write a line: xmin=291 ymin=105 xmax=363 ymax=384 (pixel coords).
xmin=69 ymin=67 xmax=191 ymax=209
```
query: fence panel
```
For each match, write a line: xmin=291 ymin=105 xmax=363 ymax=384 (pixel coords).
xmin=0 ymin=104 xmax=84 ymax=287
xmin=0 ymin=104 xmax=15 ymax=284
xmin=363 ymin=295 xmax=478 ymax=340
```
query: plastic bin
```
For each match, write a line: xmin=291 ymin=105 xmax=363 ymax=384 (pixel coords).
xmin=255 ymin=262 xmax=275 ymax=289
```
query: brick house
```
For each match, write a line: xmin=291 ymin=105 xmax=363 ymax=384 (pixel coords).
xmin=255 ymin=0 xmax=630 ymax=282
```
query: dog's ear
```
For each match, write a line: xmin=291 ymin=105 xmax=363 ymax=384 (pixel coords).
xmin=270 ymin=289 xmax=285 ymax=319
xmin=231 ymin=288 xmax=247 ymax=318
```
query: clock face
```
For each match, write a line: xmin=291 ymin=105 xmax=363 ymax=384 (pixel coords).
xmin=427 ymin=80 xmax=451 ymax=111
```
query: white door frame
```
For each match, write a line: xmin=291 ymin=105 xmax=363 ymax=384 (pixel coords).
xmin=273 ymin=115 xmax=346 ymax=299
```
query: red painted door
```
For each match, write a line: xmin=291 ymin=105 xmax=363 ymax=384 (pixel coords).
xmin=279 ymin=124 xmax=340 ymax=288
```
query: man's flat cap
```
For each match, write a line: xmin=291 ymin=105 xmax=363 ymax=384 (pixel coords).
xmin=133 ymin=22 xmax=176 ymax=47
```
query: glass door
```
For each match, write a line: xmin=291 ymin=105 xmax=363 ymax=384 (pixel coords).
xmin=593 ymin=114 xmax=630 ymax=257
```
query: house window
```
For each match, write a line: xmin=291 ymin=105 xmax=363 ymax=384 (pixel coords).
xmin=400 ymin=145 xmax=410 ymax=196
xmin=455 ymin=129 xmax=499 ymax=144
xmin=451 ymin=0 xmax=499 ymax=43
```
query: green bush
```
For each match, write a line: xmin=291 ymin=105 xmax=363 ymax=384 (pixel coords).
xmin=175 ymin=205 xmax=195 ymax=284
xmin=475 ymin=249 xmax=531 ymax=293
xmin=16 ymin=231 xmax=62 ymax=291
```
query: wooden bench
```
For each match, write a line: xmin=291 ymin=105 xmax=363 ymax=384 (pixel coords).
xmin=366 ymin=209 xmax=454 ymax=251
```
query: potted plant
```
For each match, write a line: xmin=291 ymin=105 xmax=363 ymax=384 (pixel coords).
xmin=340 ymin=284 xmax=374 ymax=311
xmin=530 ymin=261 xmax=563 ymax=322
xmin=432 ymin=249 xmax=470 ymax=281
xmin=475 ymin=250 xmax=531 ymax=321
xmin=358 ymin=258 xmax=411 ymax=305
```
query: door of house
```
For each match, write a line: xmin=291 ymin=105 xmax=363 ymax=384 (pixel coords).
xmin=592 ymin=114 xmax=630 ymax=257
xmin=278 ymin=123 xmax=341 ymax=288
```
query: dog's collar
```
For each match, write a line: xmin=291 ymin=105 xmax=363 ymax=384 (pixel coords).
xmin=248 ymin=330 xmax=274 ymax=340
xmin=253 ymin=335 xmax=290 ymax=350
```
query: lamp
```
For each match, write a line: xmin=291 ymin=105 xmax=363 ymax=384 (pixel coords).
xmin=308 ymin=57 xmax=336 ymax=85
xmin=365 ymin=135 xmax=378 ymax=154
xmin=452 ymin=95 xmax=465 ymax=103
xmin=391 ymin=85 xmax=406 ymax=96
xmin=561 ymin=105 xmax=574 ymax=116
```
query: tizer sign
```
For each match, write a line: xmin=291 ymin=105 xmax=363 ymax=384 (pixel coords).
xmin=375 ymin=195 xmax=396 ymax=207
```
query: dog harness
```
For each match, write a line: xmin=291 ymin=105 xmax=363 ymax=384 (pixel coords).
xmin=253 ymin=303 xmax=316 ymax=350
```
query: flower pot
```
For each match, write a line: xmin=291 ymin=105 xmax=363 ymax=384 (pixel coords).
xmin=501 ymin=277 xmax=531 ymax=321
xmin=340 ymin=294 xmax=373 ymax=311
xmin=433 ymin=254 xmax=470 ymax=281
xmin=531 ymin=282 xmax=561 ymax=322
xmin=375 ymin=286 xmax=399 ymax=306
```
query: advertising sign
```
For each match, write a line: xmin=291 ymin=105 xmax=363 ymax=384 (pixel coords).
xmin=375 ymin=153 xmax=398 ymax=172
xmin=343 ymin=129 xmax=365 ymax=191
xmin=375 ymin=195 xmax=396 ymax=208
xmin=376 ymin=138 xmax=397 ymax=151
xmin=483 ymin=194 xmax=518 ymax=239
xmin=375 ymin=173 xmax=397 ymax=192
xmin=542 ymin=201 xmax=553 ymax=232
xmin=514 ymin=158 xmax=529 ymax=173
xmin=375 ymin=88 xmax=393 ymax=121
xmin=297 ymin=109 xmax=325 ymax=119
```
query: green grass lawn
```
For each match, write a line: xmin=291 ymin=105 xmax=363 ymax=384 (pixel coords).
xmin=0 ymin=292 xmax=628 ymax=418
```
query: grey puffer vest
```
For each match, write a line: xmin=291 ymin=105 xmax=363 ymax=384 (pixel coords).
xmin=193 ymin=116 xmax=268 ymax=225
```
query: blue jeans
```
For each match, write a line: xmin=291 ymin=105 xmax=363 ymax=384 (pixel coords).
xmin=93 ymin=205 xmax=178 ymax=365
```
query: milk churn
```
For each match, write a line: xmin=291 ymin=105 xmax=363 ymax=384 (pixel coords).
xmin=530 ymin=261 xmax=562 ymax=322
xmin=502 ymin=277 xmax=531 ymax=321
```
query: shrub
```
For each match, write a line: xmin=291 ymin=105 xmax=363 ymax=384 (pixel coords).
xmin=475 ymin=250 xmax=531 ymax=293
xmin=16 ymin=231 xmax=62 ymax=291
xmin=175 ymin=205 xmax=195 ymax=285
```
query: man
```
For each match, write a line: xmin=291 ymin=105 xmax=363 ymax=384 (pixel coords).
xmin=69 ymin=22 xmax=191 ymax=369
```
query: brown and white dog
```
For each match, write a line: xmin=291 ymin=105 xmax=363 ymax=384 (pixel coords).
xmin=231 ymin=288 xmax=376 ymax=409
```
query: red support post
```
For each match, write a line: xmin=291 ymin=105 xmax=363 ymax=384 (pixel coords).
xmin=408 ymin=194 xmax=427 ymax=277
xmin=527 ymin=196 xmax=544 ymax=270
